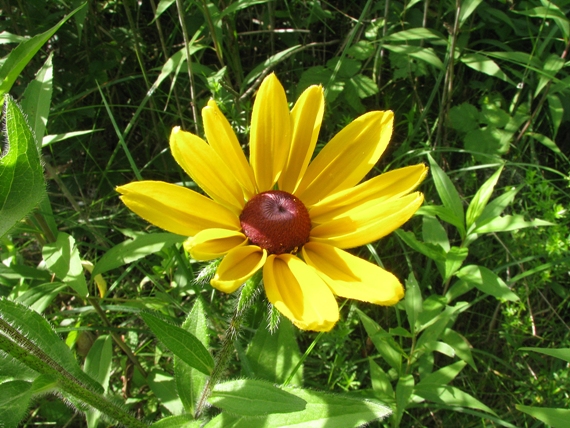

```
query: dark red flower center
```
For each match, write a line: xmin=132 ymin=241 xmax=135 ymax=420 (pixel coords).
xmin=239 ymin=190 xmax=311 ymax=255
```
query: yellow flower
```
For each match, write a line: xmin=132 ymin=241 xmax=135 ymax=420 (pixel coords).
xmin=117 ymin=73 xmax=427 ymax=332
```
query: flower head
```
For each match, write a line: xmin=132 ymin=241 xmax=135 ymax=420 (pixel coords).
xmin=117 ymin=74 xmax=427 ymax=331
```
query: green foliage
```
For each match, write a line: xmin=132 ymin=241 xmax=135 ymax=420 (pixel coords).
xmin=1 ymin=0 xmax=569 ymax=426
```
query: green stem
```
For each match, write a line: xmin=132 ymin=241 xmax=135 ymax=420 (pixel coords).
xmin=0 ymin=319 xmax=148 ymax=428
xmin=194 ymin=283 xmax=260 ymax=418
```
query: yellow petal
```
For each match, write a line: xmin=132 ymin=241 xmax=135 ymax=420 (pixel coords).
xmin=170 ymin=127 xmax=244 ymax=213
xmin=296 ymin=111 xmax=394 ymax=206
xmin=249 ymin=73 xmax=291 ymax=192
xmin=203 ymin=100 xmax=256 ymax=199
xmin=211 ymin=246 xmax=266 ymax=293
xmin=263 ymin=254 xmax=339 ymax=332
xmin=117 ymin=181 xmax=240 ymax=236
xmin=302 ymin=242 xmax=404 ymax=305
xmin=310 ymin=192 xmax=424 ymax=249
xmin=279 ymin=85 xmax=325 ymax=193
xmin=310 ymin=164 xmax=428 ymax=224
xmin=186 ymin=228 xmax=247 ymax=261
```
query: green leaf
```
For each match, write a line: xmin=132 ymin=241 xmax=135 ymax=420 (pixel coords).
xmin=141 ymin=312 xmax=214 ymax=376
xmin=460 ymin=53 xmax=513 ymax=84
xmin=174 ymin=299 xmax=210 ymax=416
xmin=474 ymin=186 xmax=520 ymax=227
xmin=0 ymin=95 xmax=46 ymax=238
xmin=383 ymin=44 xmax=443 ymax=69
xmin=148 ymin=369 xmax=185 ymax=415
xmin=150 ymin=414 xmax=201 ymax=428
xmin=395 ymin=229 xmax=446 ymax=263
xmin=384 ymin=28 xmax=445 ymax=42
xmin=42 ymin=232 xmax=88 ymax=299
xmin=209 ymin=379 xmax=306 ymax=416
xmin=369 ymin=359 xmax=395 ymax=403
xmin=519 ymin=347 xmax=570 ymax=363
xmin=84 ymin=335 xmax=113 ymax=428
xmin=92 ymin=233 xmax=185 ymax=276
xmin=416 ymin=361 xmax=466 ymax=387
xmin=21 ymin=52 xmax=53 ymax=146
xmin=414 ymin=384 xmax=496 ymax=415
xmin=0 ymin=298 xmax=104 ymax=394
xmin=422 ymin=215 xmax=450 ymax=252
xmin=444 ymin=247 xmax=469 ymax=281
xmin=404 ymin=273 xmax=422 ymax=334
xmin=459 ymin=0 xmax=484 ymax=27
xmin=394 ymin=374 xmax=414 ymax=424
xmin=441 ymin=329 xmax=477 ymax=370
xmin=205 ymin=386 xmax=391 ymax=427
xmin=246 ymin=318 xmax=303 ymax=385
xmin=526 ymin=132 xmax=568 ymax=160
xmin=357 ymin=309 xmax=402 ymax=373
xmin=0 ymin=379 xmax=34 ymax=428
xmin=474 ymin=215 xmax=553 ymax=234
xmin=15 ymin=282 xmax=67 ymax=313
xmin=456 ymin=265 xmax=518 ymax=301
xmin=516 ymin=405 xmax=570 ymax=428
xmin=448 ymin=103 xmax=479 ymax=133
xmin=0 ymin=3 xmax=85 ymax=97
xmin=427 ymin=154 xmax=465 ymax=236
xmin=466 ymin=165 xmax=504 ymax=230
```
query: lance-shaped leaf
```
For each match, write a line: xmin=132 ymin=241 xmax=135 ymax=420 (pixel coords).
xmin=208 ymin=379 xmax=306 ymax=416
xmin=456 ymin=265 xmax=519 ymax=301
xmin=141 ymin=312 xmax=214 ymax=376
xmin=0 ymin=95 xmax=46 ymax=237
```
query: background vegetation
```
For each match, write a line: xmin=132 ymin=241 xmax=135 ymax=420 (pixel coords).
xmin=1 ymin=0 xmax=569 ymax=426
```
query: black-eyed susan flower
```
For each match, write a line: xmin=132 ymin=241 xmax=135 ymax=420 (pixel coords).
xmin=117 ymin=73 xmax=427 ymax=332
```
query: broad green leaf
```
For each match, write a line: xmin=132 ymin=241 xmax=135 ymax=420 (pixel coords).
xmin=369 ymin=359 xmax=395 ymax=403
xmin=416 ymin=361 xmax=466 ymax=387
xmin=417 ymin=205 xmax=463 ymax=230
xmin=0 ymin=31 xmax=28 ymax=44
xmin=535 ymin=54 xmax=565 ymax=97
xmin=85 ymin=335 xmax=113 ymax=428
xmin=383 ymin=44 xmax=443 ymax=69
xmin=92 ymin=233 xmax=185 ymax=276
xmin=513 ymin=6 xmax=569 ymax=40
xmin=42 ymin=232 xmax=88 ymax=299
xmin=456 ymin=265 xmax=518 ymax=301
xmin=394 ymin=374 xmax=414 ymax=424
xmin=414 ymin=384 xmax=496 ymax=415
xmin=151 ymin=414 xmax=201 ymax=428
xmin=404 ymin=273 xmax=422 ymax=334
xmin=346 ymin=41 xmax=375 ymax=60
xmin=444 ymin=247 xmax=468 ymax=281
xmin=475 ymin=186 xmax=520 ymax=227
xmin=141 ymin=312 xmax=214 ymax=376
xmin=153 ymin=0 xmax=176 ymax=21
xmin=416 ymin=304 xmax=466 ymax=350
xmin=395 ymin=229 xmax=446 ymax=263
xmin=0 ymin=298 xmax=104 ymax=394
xmin=204 ymin=386 xmax=391 ymax=427
xmin=15 ymin=282 xmax=67 ymax=313
xmin=546 ymin=93 xmax=563 ymax=137
xmin=384 ymin=28 xmax=445 ymax=42
xmin=445 ymin=279 xmax=474 ymax=302
xmin=422 ymin=215 xmax=450 ymax=252
xmin=442 ymin=329 xmax=477 ymax=370
xmin=459 ymin=0 xmax=483 ymax=27
xmin=448 ymin=103 xmax=479 ymax=133
xmin=246 ymin=318 xmax=303 ymax=385
xmin=460 ymin=53 xmax=513 ymax=84
xmin=148 ymin=369 xmax=185 ymax=415
xmin=474 ymin=214 xmax=553 ymax=234
xmin=357 ymin=309 xmax=402 ymax=373
xmin=0 ymin=95 xmax=46 ymax=238
xmin=427 ymin=154 xmax=465 ymax=236
xmin=416 ymin=295 xmax=446 ymax=331
xmin=209 ymin=379 xmax=306 ymax=416
xmin=0 ymin=3 xmax=85 ymax=97
xmin=516 ymin=405 xmax=570 ymax=428
xmin=466 ymin=165 xmax=504 ymax=230
xmin=21 ymin=52 xmax=53 ymax=146
xmin=174 ymin=299 xmax=210 ymax=416
xmin=0 ymin=380 xmax=34 ymax=428
xmin=519 ymin=347 xmax=570 ymax=363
